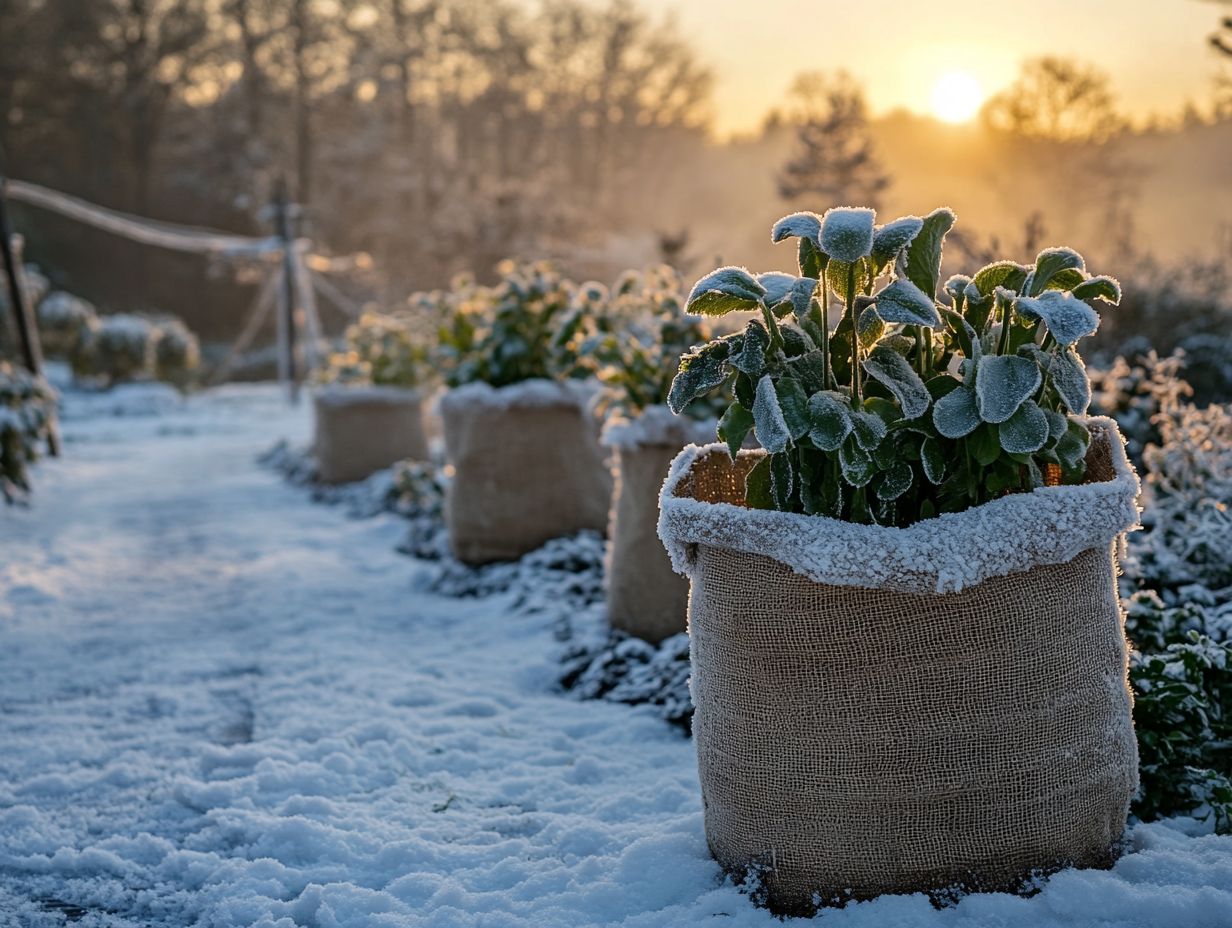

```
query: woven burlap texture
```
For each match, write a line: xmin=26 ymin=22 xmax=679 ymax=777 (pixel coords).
xmin=606 ymin=442 xmax=691 ymax=643
xmin=441 ymin=383 xmax=612 ymax=564
xmin=313 ymin=387 xmax=428 ymax=485
xmin=661 ymin=420 xmax=1140 ymax=913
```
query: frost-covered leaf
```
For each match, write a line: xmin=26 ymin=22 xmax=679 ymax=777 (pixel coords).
xmin=759 ymin=272 xmax=817 ymax=319
xmin=1044 ymin=408 xmax=1068 ymax=442
xmin=798 ymin=237 xmax=826 ymax=279
xmin=873 ymin=278 xmax=943 ymax=328
xmin=825 ymin=258 xmax=872 ymax=301
xmin=745 ymin=454 xmax=773 ymax=509
xmin=944 ymin=274 xmax=972 ymax=304
xmin=998 ymin=399 xmax=1049 ymax=453
xmin=839 ymin=438 xmax=877 ymax=487
xmin=975 ymin=354 xmax=1042 ymax=423
xmin=787 ymin=349 xmax=827 ymax=394
xmin=1014 ymin=290 xmax=1099 ymax=346
xmin=668 ymin=339 xmax=731 ymax=413
xmin=871 ymin=216 xmax=924 ymax=270
xmin=850 ymin=409 xmax=887 ymax=450
xmin=904 ymin=207 xmax=956 ymax=300
xmin=752 ymin=374 xmax=791 ymax=453
xmin=1072 ymin=274 xmax=1122 ymax=305
xmin=858 ymin=304 xmax=886 ymax=349
xmin=820 ymin=207 xmax=876 ymax=263
xmin=921 ymin=436 xmax=946 ymax=484
xmin=1029 ymin=247 xmax=1086 ymax=296
xmin=1045 ymin=268 xmax=1086 ymax=292
xmin=780 ymin=323 xmax=816 ymax=358
xmin=771 ymin=211 xmax=823 ymax=245
xmin=685 ymin=266 xmax=766 ymax=316
xmin=862 ymin=345 xmax=931 ymax=419
xmin=775 ymin=378 xmax=812 ymax=440
xmin=807 ymin=390 xmax=852 ymax=451
xmin=717 ymin=401 xmax=754 ymax=458
xmin=729 ymin=321 xmax=768 ymax=376
xmin=971 ymin=261 xmax=1029 ymax=299
xmin=876 ymin=461 xmax=914 ymax=500
xmin=1049 ymin=346 xmax=1091 ymax=415
xmin=1056 ymin=419 xmax=1090 ymax=471
xmin=932 ymin=384 xmax=981 ymax=438
xmin=770 ymin=452 xmax=794 ymax=509
xmin=942 ymin=308 xmax=979 ymax=361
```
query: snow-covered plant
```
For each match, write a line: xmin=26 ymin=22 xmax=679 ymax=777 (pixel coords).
xmin=591 ymin=266 xmax=727 ymax=421
xmin=74 ymin=313 xmax=156 ymax=384
xmin=322 ymin=310 xmax=430 ymax=390
xmin=152 ymin=317 xmax=201 ymax=389
xmin=0 ymin=362 xmax=57 ymax=502
xmin=667 ymin=206 xmax=1121 ymax=525
xmin=436 ymin=260 xmax=609 ymax=389
xmin=1089 ymin=351 xmax=1190 ymax=465
xmin=36 ymin=291 xmax=98 ymax=359
xmin=390 ymin=459 xmax=445 ymax=517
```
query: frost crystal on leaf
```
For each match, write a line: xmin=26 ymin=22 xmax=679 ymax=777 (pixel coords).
xmin=872 ymin=278 xmax=943 ymax=328
xmin=730 ymin=321 xmax=768 ymax=376
xmin=820 ymin=207 xmax=876 ymax=263
xmin=685 ymin=266 xmax=766 ymax=316
xmin=1015 ymin=291 xmax=1099 ymax=346
xmin=903 ymin=207 xmax=956 ymax=299
xmin=775 ymin=378 xmax=812 ymax=440
xmin=1049 ymin=346 xmax=1091 ymax=415
xmin=862 ymin=345 xmax=931 ymax=419
xmin=758 ymin=272 xmax=817 ymax=319
xmin=807 ymin=391 xmax=852 ymax=451
xmin=1071 ymin=275 xmax=1122 ymax=305
xmin=849 ymin=410 xmax=887 ymax=450
xmin=975 ymin=355 xmax=1042 ymax=423
xmin=871 ymin=216 xmax=924 ymax=268
xmin=876 ymin=461 xmax=914 ymax=500
xmin=1030 ymin=246 xmax=1086 ymax=295
xmin=752 ymin=374 xmax=791 ymax=453
xmin=932 ymin=384 xmax=981 ymax=438
xmin=771 ymin=211 xmax=823 ymax=245
xmin=667 ymin=341 xmax=731 ymax=414
xmin=998 ymin=400 xmax=1049 ymax=453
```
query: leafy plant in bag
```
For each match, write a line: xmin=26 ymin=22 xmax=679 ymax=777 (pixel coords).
xmin=322 ymin=310 xmax=430 ymax=389
xmin=668 ymin=205 xmax=1121 ymax=525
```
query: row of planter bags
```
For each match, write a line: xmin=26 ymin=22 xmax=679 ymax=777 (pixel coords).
xmin=315 ymin=384 xmax=1142 ymax=915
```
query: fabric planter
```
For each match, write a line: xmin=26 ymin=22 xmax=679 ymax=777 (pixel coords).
xmin=603 ymin=409 xmax=715 ymax=643
xmin=440 ymin=379 xmax=612 ymax=564
xmin=658 ymin=418 xmax=1141 ymax=914
xmin=313 ymin=385 xmax=428 ymax=485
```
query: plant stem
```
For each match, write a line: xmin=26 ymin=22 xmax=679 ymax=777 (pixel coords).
xmin=810 ymin=286 xmax=832 ymax=389
xmin=914 ymin=326 xmax=928 ymax=376
xmin=846 ymin=263 xmax=861 ymax=405
xmin=997 ymin=293 xmax=1015 ymax=356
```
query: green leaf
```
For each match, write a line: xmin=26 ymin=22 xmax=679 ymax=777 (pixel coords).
xmin=932 ymin=385 xmax=981 ymax=438
xmin=1056 ymin=419 xmax=1091 ymax=473
xmin=771 ymin=211 xmax=823 ymax=245
xmin=798 ymin=237 xmax=826 ymax=279
xmin=1028 ymin=247 xmax=1086 ymax=296
xmin=871 ymin=216 xmax=924 ymax=271
xmin=759 ymin=272 xmax=818 ymax=319
xmin=970 ymin=422 xmax=1002 ymax=466
xmin=941 ymin=307 xmax=977 ymax=359
xmin=780 ymin=323 xmax=816 ymax=357
xmin=729 ymin=321 xmax=768 ymax=376
xmin=971 ymin=260 xmax=1029 ymax=299
xmin=820 ymin=207 xmax=876 ymax=263
xmin=1044 ymin=408 xmax=1068 ymax=443
xmin=668 ymin=339 xmax=731 ymax=414
xmin=744 ymin=455 xmax=774 ymax=509
xmin=857 ymin=304 xmax=886 ymax=349
xmin=1014 ymin=291 xmax=1099 ymax=346
xmin=944 ymin=274 xmax=972 ymax=304
xmin=1049 ymin=346 xmax=1091 ymax=415
xmin=752 ymin=374 xmax=791 ymax=453
xmin=998 ymin=399 xmax=1049 ymax=453
xmin=975 ymin=355 xmax=1043 ymax=423
xmin=787 ymin=349 xmax=827 ymax=394
xmin=903 ymin=207 xmax=956 ymax=300
xmin=862 ymin=345 xmax=932 ymax=419
xmin=770 ymin=452 xmax=795 ymax=510
xmin=825 ymin=259 xmax=871 ymax=302
xmin=807 ymin=390 xmax=853 ymax=451
xmin=734 ymin=371 xmax=755 ymax=409
xmin=685 ymin=266 xmax=766 ymax=316
xmin=850 ymin=409 xmax=887 ymax=451
xmin=717 ymin=401 xmax=754 ymax=458
xmin=775 ymin=377 xmax=812 ymax=440
xmin=921 ymin=436 xmax=946 ymax=483
xmin=840 ymin=437 xmax=877 ymax=487
xmin=1072 ymin=275 xmax=1122 ymax=305
xmin=876 ymin=461 xmax=914 ymax=500
xmin=873 ymin=278 xmax=943 ymax=328
xmin=1045 ymin=267 xmax=1086 ymax=292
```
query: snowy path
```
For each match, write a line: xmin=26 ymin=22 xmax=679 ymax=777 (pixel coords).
xmin=1 ymin=385 xmax=1231 ymax=928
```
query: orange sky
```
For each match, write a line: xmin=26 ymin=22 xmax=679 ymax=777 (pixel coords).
xmin=660 ymin=0 xmax=1228 ymax=135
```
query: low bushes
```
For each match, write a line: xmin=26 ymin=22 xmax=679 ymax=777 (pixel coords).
xmin=0 ymin=362 xmax=57 ymax=503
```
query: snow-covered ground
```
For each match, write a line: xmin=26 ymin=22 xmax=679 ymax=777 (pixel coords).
xmin=1 ymin=383 xmax=1230 ymax=927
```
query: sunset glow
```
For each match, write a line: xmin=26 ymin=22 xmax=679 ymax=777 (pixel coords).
xmin=930 ymin=70 xmax=985 ymax=123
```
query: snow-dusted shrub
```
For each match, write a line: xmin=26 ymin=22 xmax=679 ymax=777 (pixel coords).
xmin=74 ymin=313 xmax=155 ymax=384
xmin=0 ymin=362 xmax=57 ymax=502
xmin=321 ymin=310 xmax=430 ymax=389
xmin=670 ymin=206 xmax=1120 ymax=524
xmin=152 ymin=317 xmax=200 ymax=388
xmin=1089 ymin=350 xmax=1189 ymax=466
xmin=35 ymin=291 xmax=97 ymax=359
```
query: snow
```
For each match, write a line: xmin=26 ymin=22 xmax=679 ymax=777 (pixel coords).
xmin=1 ymin=385 xmax=1230 ymax=926
xmin=437 ymin=378 xmax=597 ymax=414
xmin=600 ymin=407 xmax=715 ymax=451
xmin=820 ymin=207 xmax=876 ymax=262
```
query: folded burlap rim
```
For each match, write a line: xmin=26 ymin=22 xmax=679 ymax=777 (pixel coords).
xmin=658 ymin=416 xmax=1140 ymax=595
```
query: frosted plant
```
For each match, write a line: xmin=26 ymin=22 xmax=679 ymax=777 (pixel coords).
xmin=73 ymin=313 xmax=156 ymax=385
xmin=36 ymin=291 xmax=98 ymax=359
xmin=0 ymin=362 xmax=57 ymax=502
xmin=668 ymin=205 xmax=1121 ymax=525
xmin=152 ymin=317 xmax=201 ymax=389
xmin=322 ymin=310 xmax=430 ymax=390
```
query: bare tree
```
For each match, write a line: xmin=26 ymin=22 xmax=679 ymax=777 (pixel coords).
xmin=777 ymin=71 xmax=890 ymax=209
xmin=981 ymin=57 xmax=1122 ymax=143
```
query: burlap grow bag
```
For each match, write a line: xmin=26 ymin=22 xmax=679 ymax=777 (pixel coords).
xmin=657 ymin=418 xmax=1141 ymax=914
xmin=441 ymin=379 xmax=612 ymax=564
xmin=604 ymin=410 xmax=714 ymax=643
xmin=313 ymin=386 xmax=429 ymax=484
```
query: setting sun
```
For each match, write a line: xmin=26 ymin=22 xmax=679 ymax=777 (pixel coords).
xmin=931 ymin=70 xmax=985 ymax=123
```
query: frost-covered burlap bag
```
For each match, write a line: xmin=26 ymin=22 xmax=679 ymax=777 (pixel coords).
xmin=441 ymin=379 xmax=612 ymax=564
xmin=313 ymin=386 xmax=428 ymax=484
xmin=603 ymin=409 xmax=714 ymax=643
xmin=658 ymin=418 xmax=1141 ymax=914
